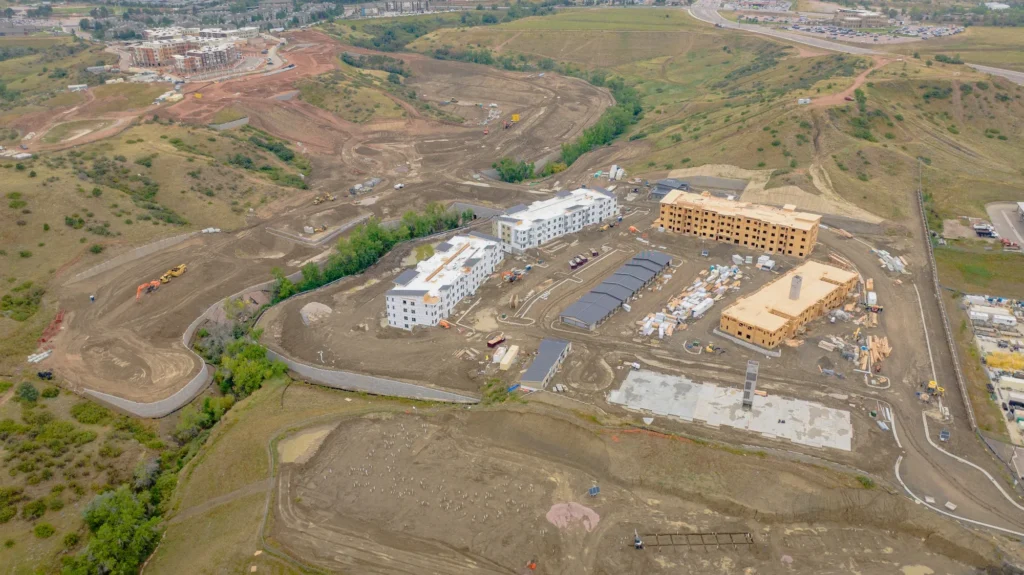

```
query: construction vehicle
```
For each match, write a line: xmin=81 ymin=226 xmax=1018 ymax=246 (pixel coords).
xmin=438 ymin=319 xmax=451 ymax=329
xmin=136 ymin=280 xmax=161 ymax=301
xmin=1002 ymin=238 xmax=1020 ymax=250
xmin=926 ymin=380 xmax=946 ymax=397
xmin=313 ymin=225 xmax=327 ymax=233
xmin=483 ymin=128 xmax=489 ymax=135
xmin=160 ymin=264 xmax=187 ymax=284
xmin=705 ymin=344 xmax=726 ymax=355
xmin=628 ymin=226 xmax=639 ymax=233
xmin=511 ymin=114 xmax=520 ymax=123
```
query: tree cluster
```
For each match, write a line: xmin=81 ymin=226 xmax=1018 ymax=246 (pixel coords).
xmin=272 ymin=203 xmax=474 ymax=302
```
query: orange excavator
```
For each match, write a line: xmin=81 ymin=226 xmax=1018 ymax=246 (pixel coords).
xmin=136 ymin=280 xmax=161 ymax=302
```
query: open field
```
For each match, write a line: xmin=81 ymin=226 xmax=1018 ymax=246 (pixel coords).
xmin=888 ymin=27 xmax=1024 ymax=73
xmin=935 ymin=247 xmax=1024 ymax=299
xmin=40 ymin=118 xmax=113 ymax=143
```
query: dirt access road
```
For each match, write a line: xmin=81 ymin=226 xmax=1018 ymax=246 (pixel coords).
xmin=49 ymin=31 xmax=613 ymax=406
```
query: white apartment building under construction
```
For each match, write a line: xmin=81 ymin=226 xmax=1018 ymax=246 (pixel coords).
xmin=493 ymin=187 xmax=618 ymax=254
xmin=385 ymin=232 xmax=503 ymax=330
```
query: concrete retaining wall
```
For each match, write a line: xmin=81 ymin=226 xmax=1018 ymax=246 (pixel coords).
xmin=916 ymin=188 xmax=977 ymax=430
xmin=266 ymin=349 xmax=478 ymax=403
xmin=209 ymin=117 xmax=250 ymax=131
xmin=67 ymin=232 xmax=199 ymax=285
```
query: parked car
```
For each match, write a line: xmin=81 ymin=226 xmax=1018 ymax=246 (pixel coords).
xmin=939 ymin=429 xmax=951 ymax=442
xmin=1002 ymin=402 xmax=1009 ymax=411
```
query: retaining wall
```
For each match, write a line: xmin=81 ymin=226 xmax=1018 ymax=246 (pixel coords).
xmin=712 ymin=328 xmax=783 ymax=358
xmin=266 ymin=349 xmax=477 ymax=403
xmin=209 ymin=116 xmax=250 ymax=131
xmin=67 ymin=232 xmax=199 ymax=285
xmin=915 ymin=189 xmax=976 ymax=430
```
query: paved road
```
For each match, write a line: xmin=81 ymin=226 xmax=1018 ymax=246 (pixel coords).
xmin=688 ymin=0 xmax=1024 ymax=86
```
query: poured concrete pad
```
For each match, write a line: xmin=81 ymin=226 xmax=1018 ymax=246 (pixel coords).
xmin=608 ymin=371 xmax=852 ymax=451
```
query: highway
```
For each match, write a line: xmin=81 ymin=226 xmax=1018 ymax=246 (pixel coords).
xmin=688 ymin=0 xmax=1024 ymax=86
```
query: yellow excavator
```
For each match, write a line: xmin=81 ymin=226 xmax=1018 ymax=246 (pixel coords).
xmin=160 ymin=264 xmax=187 ymax=284
xmin=927 ymin=380 xmax=945 ymax=397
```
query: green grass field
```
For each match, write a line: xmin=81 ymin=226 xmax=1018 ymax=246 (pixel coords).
xmin=84 ymin=83 xmax=170 ymax=113
xmin=935 ymin=247 xmax=1024 ymax=298
xmin=500 ymin=7 xmax=704 ymax=31
xmin=889 ymin=28 xmax=1024 ymax=73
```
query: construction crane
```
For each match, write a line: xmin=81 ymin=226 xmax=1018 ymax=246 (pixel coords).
xmin=136 ymin=280 xmax=161 ymax=301
xmin=160 ymin=264 xmax=187 ymax=284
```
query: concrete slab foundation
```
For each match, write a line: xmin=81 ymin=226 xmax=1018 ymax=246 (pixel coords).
xmin=608 ymin=370 xmax=852 ymax=451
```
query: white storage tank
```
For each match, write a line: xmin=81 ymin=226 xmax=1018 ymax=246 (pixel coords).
xmin=866 ymin=291 xmax=878 ymax=306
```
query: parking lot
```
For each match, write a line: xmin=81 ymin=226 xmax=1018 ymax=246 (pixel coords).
xmin=985 ymin=202 xmax=1024 ymax=246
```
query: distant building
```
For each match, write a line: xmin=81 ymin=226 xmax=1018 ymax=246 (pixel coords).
xmin=493 ymin=187 xmax=618 ymax=254
xmin=67 ymin=84 xmax=88 ymax=92
xmin=385 ymin=232 xmax=503 ymax=330
xmin=650 ymin=178 xmax=689 ymax=200
xmin=985 ymin=2 xmax=1010 ymax=10
xmin=719 ymin=261 xmax=857 ymax=349
xmin=832 ymin=8 xmax=888 ymax=27
xmin=658 ymin=190 xmax=821 ymax=258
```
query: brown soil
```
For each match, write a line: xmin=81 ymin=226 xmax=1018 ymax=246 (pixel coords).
xmin=812 ymin=55 xmax=890 ymax=108
xmin=49 ymin=31 xmax=614 ymax=404
xmin=271 ymin=405 xmax=997 ymax=574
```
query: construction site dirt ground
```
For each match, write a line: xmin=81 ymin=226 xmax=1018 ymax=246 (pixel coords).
xmin=52 ymin=229 xmax=317 ymax=402
xmin=260 ymin=206 xmax=904 ymax=473
xmin=47 ymin=31 xmax=613 ymax=405
xmin=269 ymin=403 xmax=1002 ymax=575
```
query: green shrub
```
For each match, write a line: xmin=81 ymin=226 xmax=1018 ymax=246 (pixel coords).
xmin=21 ymin=499 xmax=46 ymax=520
xmin=16 ymin=382 xmax=38 ymax=403
xmin=41 ymin=387 xmax=59 ymax=399
xmin=34 ymin=523 xmax=55 ymax=538
xmin=89 ymin=244 xmax=104 ymax=254
xmin=70 ymin=402 xmax=111 ymax=425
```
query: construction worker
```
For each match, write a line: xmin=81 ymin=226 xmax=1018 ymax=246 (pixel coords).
xmin=634 ymin=531 xmax=644 ymax=550
xmin=90 ymin=295 xmax=95 ymax=303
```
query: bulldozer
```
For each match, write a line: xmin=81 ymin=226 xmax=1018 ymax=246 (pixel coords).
xmin=160 ymin=264 xmax=187 ymax=284
xmin=136 ymin=280 xmax=161 ymax=301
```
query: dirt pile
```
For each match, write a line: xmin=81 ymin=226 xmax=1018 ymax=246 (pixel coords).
xmin=299 ymin=302 xmax=332 ymax=325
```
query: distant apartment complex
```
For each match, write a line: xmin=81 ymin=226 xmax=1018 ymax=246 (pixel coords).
xmin=385 ymin=232 xmax=503 ymax=331
xmin=658 ymin=190 xmax=821 ymax=258
xmin=720 ymin=261 xmax=857 ymax=349
xmin=131 ymin=27 xmax=255 ymax=72
xmin=832 ymin=8 xmax=889 ymax=27
xmin=493 ymin=188 xmax=618 ymax=254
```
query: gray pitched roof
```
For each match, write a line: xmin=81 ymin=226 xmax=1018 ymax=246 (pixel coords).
xmin=435 ymin=241 xmax=453 ymax=253
xmin=505 ymin=204 xmax=528 ymax=214
xmin=559 ymin=251 xmax=670 ymax=328
xmin=464 ymin=258 xmax=481 ymax=268
xmin=521 ymin=339 xmax=570 ymax=384
xmin=590 ymin=186 xmax=614 ymax=198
